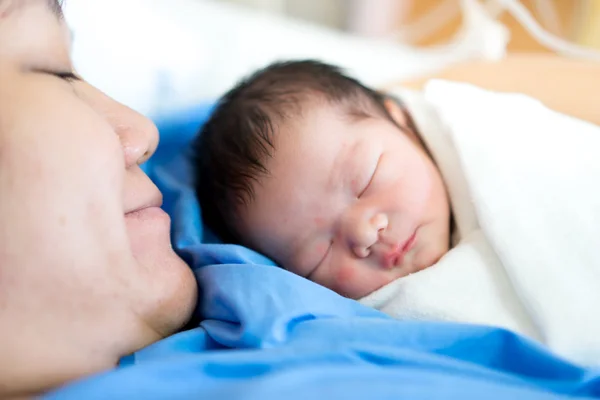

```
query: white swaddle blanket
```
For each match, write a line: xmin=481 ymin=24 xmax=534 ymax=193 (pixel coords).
xmin=359 ymin=80 xmax=600 ymax=366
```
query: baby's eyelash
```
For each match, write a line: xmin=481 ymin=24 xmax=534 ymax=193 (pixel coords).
xmin=358 ymin=155 xmax=381 ymax=198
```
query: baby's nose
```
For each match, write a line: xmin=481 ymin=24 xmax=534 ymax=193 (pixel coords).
xmin=352 ymin=213 xmax=388 ymax=258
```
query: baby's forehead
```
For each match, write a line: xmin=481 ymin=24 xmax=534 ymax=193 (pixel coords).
xmin=267 ymin=107 xmax=339 ymax=165
xmin=274 ymin=100 xmax=386 ymax=151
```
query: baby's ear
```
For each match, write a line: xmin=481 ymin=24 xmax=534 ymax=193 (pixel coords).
xmin=383 ymin=97 xmax=408 ymax=127
xmin=383 ymin=97 xmax=421 ymax=143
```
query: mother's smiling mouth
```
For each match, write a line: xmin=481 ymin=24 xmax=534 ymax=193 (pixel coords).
xmin=125 ymin=190 xmax=163 ymax=216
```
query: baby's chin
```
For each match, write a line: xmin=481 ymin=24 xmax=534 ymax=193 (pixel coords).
xmin=391 ymin=235 xmax=447 ymax=279
xmin=412 ymin=239 xmax=450 ymax=273
xmin=348 ymin=266 xmax=414 ymax=300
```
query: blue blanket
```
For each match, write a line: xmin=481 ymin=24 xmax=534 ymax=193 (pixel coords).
xmin=47 ymin=105 xmax=600 ymax=399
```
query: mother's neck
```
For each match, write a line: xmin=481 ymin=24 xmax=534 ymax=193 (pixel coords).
xmin=0 ymin=312 xmax=163 ymax=398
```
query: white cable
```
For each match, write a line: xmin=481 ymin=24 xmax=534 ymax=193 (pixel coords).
xmin=389 ymin=0 xmax=600 ymax=62
xmin=482 ymin=0 xmax=507 ymax=19
xmin=533 ymin=0 xmax=562 ymax=36
xmin=495 ymin=0 xmax=600 ymax=62
xmin=390 ymin=0 xmax=459 ymax=43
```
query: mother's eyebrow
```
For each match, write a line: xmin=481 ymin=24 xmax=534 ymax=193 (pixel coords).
xmin=1 ymin=0 xmax=63 ymax=19
xmin=46 ymin=0 xmax=63 ymax=19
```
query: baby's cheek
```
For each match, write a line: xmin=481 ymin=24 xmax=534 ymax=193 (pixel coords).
xmin=330 ymin=264 xmax=362 ymax=297
xmin=335 ymin=264 xmax=356 ymax=283
xmin=313 ymin=216 xmax=325 ymax=228
xmin=314 ymin=242 xmax=328 ymax=255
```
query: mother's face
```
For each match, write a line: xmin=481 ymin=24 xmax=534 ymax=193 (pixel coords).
xmin=0 ymin=0 xmax=197 ymax=391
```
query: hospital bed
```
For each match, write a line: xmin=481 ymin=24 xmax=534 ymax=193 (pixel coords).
xmin=47 ymin=1 xmax=600 ymax=398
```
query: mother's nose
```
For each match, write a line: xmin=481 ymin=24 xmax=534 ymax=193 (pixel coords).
xmin=343 ymin=211 xmax=388 ymax=258
xmin=114 ymin=108 xmax=159 ymax=168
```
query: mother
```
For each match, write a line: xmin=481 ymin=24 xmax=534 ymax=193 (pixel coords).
xmin=0 ymin=0 xmax=197 ymax=396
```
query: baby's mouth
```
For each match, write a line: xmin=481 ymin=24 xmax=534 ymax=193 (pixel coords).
xmin=382 ymin=230 xmax=418 ymax=269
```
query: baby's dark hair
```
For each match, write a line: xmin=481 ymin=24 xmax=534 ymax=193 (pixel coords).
xmin=192 ymin=59 xmax=397 ymax=243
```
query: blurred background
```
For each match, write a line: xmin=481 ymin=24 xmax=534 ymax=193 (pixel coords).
xmin=62 ymin=0 xmax=599 ymax=118
xmin=219 ymin=0 xmax=599 ymax=51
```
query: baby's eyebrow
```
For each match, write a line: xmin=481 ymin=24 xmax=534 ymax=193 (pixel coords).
xmin=328 ymin=140 xmax=361 ymax=191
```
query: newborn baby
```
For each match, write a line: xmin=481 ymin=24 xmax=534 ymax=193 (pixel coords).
xmin=193 ymin=59 xmax=600 ymax=366
xmin=193 ymin=60 xmax=452 ymax=299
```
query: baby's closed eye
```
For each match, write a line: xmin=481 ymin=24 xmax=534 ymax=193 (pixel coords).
xmin=357 ymin=154 xmax=382 ymax=198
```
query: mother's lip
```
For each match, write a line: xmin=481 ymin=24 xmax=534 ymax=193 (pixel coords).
xmin=125 ymin=191 xmax=163 ymax=215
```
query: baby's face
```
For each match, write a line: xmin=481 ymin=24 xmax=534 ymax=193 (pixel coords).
xmin=238 ymin=100 xmax=450 ymax=299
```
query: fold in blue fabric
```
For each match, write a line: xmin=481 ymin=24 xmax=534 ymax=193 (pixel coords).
xmin=47 ymin=104 xmax=600 ymax=399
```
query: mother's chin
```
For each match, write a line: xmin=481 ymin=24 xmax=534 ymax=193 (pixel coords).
xmin=141 ymin=253 xmax=197 ymax=341
xmin=124 ymin=216 xmax=198 ymax=341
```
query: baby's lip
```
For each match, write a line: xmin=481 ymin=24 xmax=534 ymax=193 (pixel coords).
xmin=382 ymin=230 xmax=418 ymax=269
